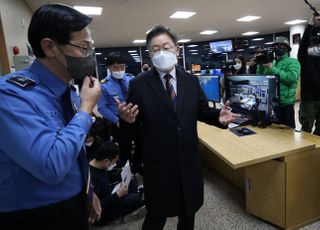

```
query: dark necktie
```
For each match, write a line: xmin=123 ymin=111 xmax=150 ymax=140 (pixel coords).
xmin=61 ymin=86 xmax=90 ymax=195
xmin=113 ymin=78 xmax=127 ymax=99
xmin=164 ymin=74 xmax=177 ymax=111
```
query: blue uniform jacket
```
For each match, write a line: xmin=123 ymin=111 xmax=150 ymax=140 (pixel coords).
xmin=0 ymin=60 xmax=92 ymax=212
xmin=97 ymin=74 xmax=133 ymax=124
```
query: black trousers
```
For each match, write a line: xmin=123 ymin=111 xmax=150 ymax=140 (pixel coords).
xmin=275 ymin=104 xmax=295 ymax=128
xmin=142 ymin=211 xmax=195 ymax=230
xmin=0 ymin=193 xmax=88 ymax=230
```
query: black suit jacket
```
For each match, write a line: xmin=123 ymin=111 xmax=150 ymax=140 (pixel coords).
xmin=124 ymin=66 xmax=224 ymax=216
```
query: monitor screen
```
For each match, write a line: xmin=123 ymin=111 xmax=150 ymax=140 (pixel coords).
xmin=224 ymin=75 xmax=279 ymax=120
xmin=209 ymin=40 xmax=233 ymax=54
xmin=198 ymin=75 xmax=220 ymax=102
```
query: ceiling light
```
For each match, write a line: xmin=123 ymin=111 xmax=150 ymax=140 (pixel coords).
xmin=187 ymin=44 xmax=198 ymax=48
xmin=265 ymin=42 xmax=274 ymax=45
xmin=285 ymin=19 xmax=307 ymax=25
xmin=249 ymin=46 xmax=256 ymax=49
xmin=73 ymin=6 xmax=103 ymax=15
xmin=145 ymin=49 xmax=149 ymax=52
xmin=189 ymin=49 xmax=198 ymax=52
xmin=237 ymin=49 xmax=245 ymax=52
xmin=252 ymin=38 xmax=264 ymax=41
xmin=169 ymin=11 xmax=196 ymax=19
xmin=191 ymin=53 xmax=199 ymax=55
xmin=95 ymin=52 xmax=102 ymax=55
xmin=133 ymin=40 xmax=146 ymax=43
xmin=128 ymin=50 xmax=138 ymax=53
xmin=200 ymin=30 xmax=218 ymax=35
xmin=237 ymin=16 xmax=261 ymax=22
xmin=178 ymin=39 xmax=191 ymax=43
xmin=242 ymin=31 xmax=259 ymax=36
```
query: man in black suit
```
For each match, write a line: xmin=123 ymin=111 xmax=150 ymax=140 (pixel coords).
xmin=117 ymin=25 xmax=239 ymax=230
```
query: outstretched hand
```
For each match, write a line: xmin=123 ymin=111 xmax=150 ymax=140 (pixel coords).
xmin=115 ymin=99 xmax=139 ymax=124
xmin=219 ymin=101 xmax=241 ymax=126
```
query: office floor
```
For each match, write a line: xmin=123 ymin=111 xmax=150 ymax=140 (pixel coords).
xmin=91 ymin=102 xmax=320 ymax=230
xmin=91 ymin=165 xmax=320 ymax=230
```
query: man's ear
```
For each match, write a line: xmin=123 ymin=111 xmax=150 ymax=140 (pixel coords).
xmin=176 ymin=45 xmax=180 ymax=58
xmin=40 ymin=38 xmax=56 ymax=58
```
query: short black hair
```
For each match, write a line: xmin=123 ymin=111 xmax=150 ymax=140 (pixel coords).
xmin=106 ymin=52 xmax=126 ymax=66
xmin=94 ymin=141 xmax=120 ymax=161
xmin=146 ymin=25 xmax=178 ymax=48
xmin=28 ymin=4 xmax=92 ymax=58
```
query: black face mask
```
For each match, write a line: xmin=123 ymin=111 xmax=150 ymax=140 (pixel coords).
xmin=56 ymin=45 xmax=95 ymax=80
xmin=64 ymin=54 xmax=95 ymax=80
xmin=143 ymin=68 xmax=149 ymax=71
xmin=274 ymin=47 xmax=287 ymax=57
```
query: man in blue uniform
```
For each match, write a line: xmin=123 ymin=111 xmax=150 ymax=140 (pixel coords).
xmin=98 ymin=52 xmax=136 ymax=168
xmin=0 ymin=4 xmax=101 ymax=229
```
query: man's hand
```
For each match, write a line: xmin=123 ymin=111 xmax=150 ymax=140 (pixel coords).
xmin=88 ymin=192 xmax=102 ymax=224
xmin=80 ymin=76 xmax=101 ymax=114
xmin=219 ymin=101 xmax=241 ymax=126
xmin=116 ymin=183 xmax=128 ymax=198
xmin=263 ymin=63 xmax=272 ymax=69
xmin=115 ymin=99 xmax=139 ymax=124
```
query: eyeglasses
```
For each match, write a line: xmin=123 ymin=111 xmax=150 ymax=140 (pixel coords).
xmin=68 ymin=42 xmax=95 ymax=56
xmin=150 ymin=44 xmax=177 ymax=55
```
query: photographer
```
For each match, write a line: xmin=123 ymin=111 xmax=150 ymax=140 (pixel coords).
xmin=257 ymin=37 xmax=301 ymax=128
xmin=298 ymin=15 xmax=320 ymax=136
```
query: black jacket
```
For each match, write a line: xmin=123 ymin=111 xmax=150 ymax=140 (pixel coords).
xmin=123 ymin=66 xmax=225 ymax=216
xmin=90 ymin=166 xmax=120 ymax=210
xmin=298 ymin=24 xmax=320 ymax=101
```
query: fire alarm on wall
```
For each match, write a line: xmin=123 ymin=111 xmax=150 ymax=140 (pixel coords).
xmin=13 ymin=46 xmax=20 ymax=55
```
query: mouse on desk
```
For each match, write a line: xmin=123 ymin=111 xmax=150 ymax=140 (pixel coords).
xmin=236 ymin=128 xmax=244 ymax=134
xmin=236 ymin=127 xmax=251 ymax=135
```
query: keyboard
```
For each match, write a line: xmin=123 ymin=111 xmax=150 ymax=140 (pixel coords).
xmin=232 ymin=116 xmax=251 ymax=126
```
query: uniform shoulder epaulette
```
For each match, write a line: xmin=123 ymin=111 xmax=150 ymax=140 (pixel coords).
xmin=6 ymin=76 xmax=36 ymax=88
xmin=100 ymin=78 xmax=107 ymax=84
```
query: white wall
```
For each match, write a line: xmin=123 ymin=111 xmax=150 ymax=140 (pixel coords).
xmin=290 ymin=24 xmax=306 ymax=59
xmin=0 ymin=0 xmax=32 ymax=68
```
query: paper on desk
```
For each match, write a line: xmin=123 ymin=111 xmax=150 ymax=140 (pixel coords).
xmin=228 ymin=123 xmax=239 ymax=129
xmin=111 ymin=161 xmax=131 ymax=194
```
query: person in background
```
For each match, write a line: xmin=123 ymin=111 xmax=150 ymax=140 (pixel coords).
xmin=98 ymin=52 xmax=134 ymax=167
xmin=298 ymin=15 xmax=320 ymax=136
xmin=0 ymin=4 xmax=101 ymax=229
xmin=142 ymin=63 xmax=150 ymax=72
xmin=90 ymin=141 xmax=144 ymax=226
xmin=116 ymin=25 xmax=239 ymax=230
xmin=230 ymin=55 xmax=247 ymax=75
xmin=257 ymin=36 xmax=300 ymax=128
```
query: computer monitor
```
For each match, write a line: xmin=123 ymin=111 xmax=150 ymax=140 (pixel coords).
xmin=209 ymin=40 xmax=233 ymax=54
xmin=224 ymin=75 xmax=279 ymax=122
xmin=198 ymin=75 xmax=220 ymax=102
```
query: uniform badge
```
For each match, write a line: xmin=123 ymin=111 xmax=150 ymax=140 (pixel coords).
xmin=72 ymin=102 xmax=79 ymax=113
xmin=7 ymin=76 xmax=36 ymax=88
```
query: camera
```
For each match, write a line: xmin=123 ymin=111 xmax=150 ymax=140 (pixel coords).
xmin=212 ymin=61 xmax=236 ymax=73
xmin=251 ymin=48 xmax=274 ymax=65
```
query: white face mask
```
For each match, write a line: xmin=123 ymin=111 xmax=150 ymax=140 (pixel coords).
xmin=308 ymin=46 xmax=320 ymax=57
xmin=112 ymin=71 xmax=125 ymax=79
xmin=233 ymin=64 xmax=242 ymax=70
xmin=107 ymin=163 xmax=117 ymax=171
xmin=151 ymin=50 xmax=178 ymax=73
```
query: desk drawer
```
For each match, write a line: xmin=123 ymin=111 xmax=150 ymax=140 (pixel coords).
xmin=246 ymin=160 xmax=285 ymax=228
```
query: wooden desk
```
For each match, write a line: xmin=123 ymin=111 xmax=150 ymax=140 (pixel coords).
xmin=198 ymin=122 xmax=320 ymax=230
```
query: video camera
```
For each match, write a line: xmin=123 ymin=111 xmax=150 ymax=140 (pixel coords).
xmin=212 ymin=61 xmax=236 ymax=74
xmin=251 ymin=48 xmax=274 ymax=65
